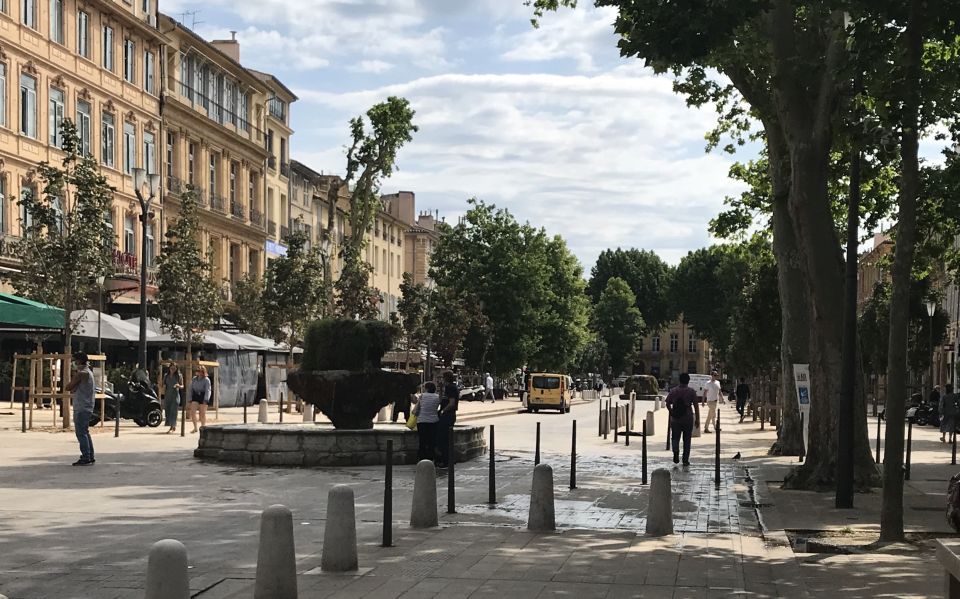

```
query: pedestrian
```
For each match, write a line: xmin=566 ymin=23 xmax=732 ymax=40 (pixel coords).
xmin=189 ymin=366 xmax=211 ymax=434
xmin=391 ymin=391 xmax=411 ymax=423
xmin=703 ymin=370 xmax=724 ymax=433
xmin=65 ymin=352 xmax=95 ymax=466
xmin=162 ymin=362 xmax=183 ymax=433
xmin=414 ymin=381 xmax=441 ymax=461
xmin=484 ymin=372 xmax=495 ymax=403
xmin=941 ymin=383 xmax=959 ymax=443
xmin=735 ymin=379 xmax=750 ymax=423
xmin=666 ymin=372 xmax=700 ymax=466
xmin=436 ymin=370 xmax=460 ymax=468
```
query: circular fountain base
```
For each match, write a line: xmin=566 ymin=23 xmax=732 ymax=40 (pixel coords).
xmin=194 ymin=423 xmax=486 ymax=467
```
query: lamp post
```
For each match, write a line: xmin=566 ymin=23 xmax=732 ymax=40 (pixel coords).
xmin=425 ymin=279 xmax=435 ymax=383
xmin=928 ymin=300 xmax=937 ymax=401
xmin=131 ymin=167 xmax=160 ymax=374
xmin=96 ymin=274 xmax=105 ymax=355
xmin=319 ymin=235 xmax=332 ymax=316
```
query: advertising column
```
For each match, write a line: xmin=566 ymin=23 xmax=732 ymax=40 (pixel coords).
xmin=793 ymin=364 xmax=811 ymax=454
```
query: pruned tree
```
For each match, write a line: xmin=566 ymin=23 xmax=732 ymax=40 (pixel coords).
xmin=226 ymin=272 xmax=266 ymax=337
xmin=397 ymin=272 xmax=429 ymax=370
xmin=4 ymin=120 xmax=113 ymax=427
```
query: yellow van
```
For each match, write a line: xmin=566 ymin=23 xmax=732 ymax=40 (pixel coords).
xmin=525 ymin=373 xmax=572 ymax=413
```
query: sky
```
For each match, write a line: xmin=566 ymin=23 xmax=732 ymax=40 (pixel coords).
xmin=160 ymin=1 xmax=814 ymax=272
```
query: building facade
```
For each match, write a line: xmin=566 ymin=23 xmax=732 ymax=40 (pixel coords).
xmin=633 ymin=320 xmax=711 ymax=382
xmin=159 ymin=15 xmax=270 ymax=303
xmin=253 ymin=69 xmax=294 ymax=261
xmin=381 ymin=191 xmax=438 ymax=286
xmin=0 ymin=0 xmax=164 ymax=302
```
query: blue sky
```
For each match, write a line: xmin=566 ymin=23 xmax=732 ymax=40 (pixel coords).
xmin=160 ymin=1 xmax=781 ymax=270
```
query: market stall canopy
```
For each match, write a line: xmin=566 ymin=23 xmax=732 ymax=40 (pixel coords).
xmin=71 ymin=310 xmax=157 ymax=342
xmin=0 ymin=293 xmax=64 ymax=329
xmin=125 ymin=318 xmax=282 ymax=351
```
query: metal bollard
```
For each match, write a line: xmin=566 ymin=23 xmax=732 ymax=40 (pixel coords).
xmin=489 ymin=425 xmax=496 ymax=504
xmin=570 ymin=420 xmax=577 ymax=489
xmin=535 ymin=422 xmax=541 ymax=465
xmin=799 ymin=412 xmax=805 ymax=463
xmin=876 ymin=413 xmax=882 ymax=464
xmin=447 ymin=428 xmax=456 ymax=514
xmin=180 ymin=397 xmax=186 ymax=437
xmin=642 ymin=417 xmax=648 ymax=485
xmin=905 ymin=417 xmax=913 ymax=481
xmin=626 ymin=415 xmax=630 ymax=446
xmin=598 ymin=400 xmax=602 ymax=437
xmin=21 ymin=396 xmax=26 ymax=433
xmin=953 ymin=424 xmax=957 ymax=466
xmin=760 ymin=406 xmax=765 ymax=431
xmin=666 ymin=419 xmax=671 ymax=451
xmin=279 ymin=392 xmax=284 ymax=423
xmin=715 ymin=415 xmax=721 ymax=488
xmin=382 ymin=440 xmax=393 ymax=547
xmin=243 ymin=397 xmax=248 ymax=424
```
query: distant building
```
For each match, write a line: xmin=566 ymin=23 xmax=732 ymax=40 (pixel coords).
xmin=857 ymin=233 xmax=893 ymax=311
xmin=633 ymin=320 xmax=711 ymax=381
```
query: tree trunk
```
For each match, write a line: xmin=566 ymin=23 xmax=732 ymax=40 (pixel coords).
xmin=881 ymin=0 xmax=923 ymax=543
xmin=62 ymin=289 xmax=73 ymax=429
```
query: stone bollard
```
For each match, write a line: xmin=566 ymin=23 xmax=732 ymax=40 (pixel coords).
xmin=410 ymin=460 xmax=439 ymax=528
xmin=653 ymin=397 xmax=660 ymax=412
xmin=258 ymin=399 xmax=270 ymax=424
xmin=377 ymin=406 xmax=388 ymax=422
xmin=646 ymin=468 xmax=673 ymax=536
xmin=145 ymin=539 xmax=190 ymax=599
xmin=646 ymin=411 xmax=655 ymax=437
xmin=321 ymin=485 xmax=358 ymax=572
xmin=527 ymin=464 xmax=556 ymax=532
xmin=255 ymin=505 xmax=298 ymax=599
xmin=302 ymin=403 xmax=314 ymax=423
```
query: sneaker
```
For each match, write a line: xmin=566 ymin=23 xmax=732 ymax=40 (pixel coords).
xmin=72 ymin=459 xmax=93 ymax=466
xmin=673 ymin=454 xmax=679 ymax=464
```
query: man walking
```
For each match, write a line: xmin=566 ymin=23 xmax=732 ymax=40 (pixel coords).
xmin=666 ymin=373 xmax=700 ymax=466
xmin=735 ymin=379 xmax=750 ymax=423
xmin=65 ymin=352 xmax=95 ymax=466
xmin=484 ymin=372 xmax=495 ymax=403
xmin=703 ymin=370 xmax=724 ymax=433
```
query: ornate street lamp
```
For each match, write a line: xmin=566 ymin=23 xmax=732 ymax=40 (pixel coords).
xmin=928 ymin=300 xmax=938 ymax=400
xmin=131 ymin=167 xmax=160 ymax=373
xmin=96 ymin=274 xmax=105 ymax=355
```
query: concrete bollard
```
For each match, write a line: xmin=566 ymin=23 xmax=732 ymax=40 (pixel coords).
xmin=527 ymin=464 xmax=556 ymax=532
xmin=646 ymin=411 xmax=655 ymax=437
xmin=302 ymin=403 xmax=314 ymax=422
xmin=646 ymin=468 xmax=673 ymax=536
xmin=321 ymin=485 xmax=358 ymax=572
xmin=145 ymin=539 xmax=190 ymax=599
xmin=653 ymin=397 xmax=660 ymax=412
xmin=377 ymin=406 xmax=388 ymax=422
xmin=258 ymin=399 xmax=270 ymax=424
xmin=255 ymin=505 xmax=298 ymax=599
xmin=410 ymin=460 xmax=439 ymax=528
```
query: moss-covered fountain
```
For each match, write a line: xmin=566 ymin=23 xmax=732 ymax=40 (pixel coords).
xmin=194 ymin=319 xmax=486 ymax=466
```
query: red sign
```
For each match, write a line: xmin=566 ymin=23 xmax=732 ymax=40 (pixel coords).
xmin=113 ymin=249 xmax=137 ymax=270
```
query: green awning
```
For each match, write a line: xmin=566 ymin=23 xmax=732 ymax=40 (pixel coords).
xmin=0 ymin=293 xmax=65 ymax=329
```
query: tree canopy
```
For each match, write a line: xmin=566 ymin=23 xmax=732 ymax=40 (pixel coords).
xmin=592 ymin=277 xmax=644 ymax=378
xmin=587 ymin=248 xmax=675 ymax=333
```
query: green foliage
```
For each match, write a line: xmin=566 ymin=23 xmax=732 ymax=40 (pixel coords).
xmin=587 ymin=248 xmax=675 ymax=332
xmin=226 ymin=273 xmax=266 ymax=336
xmin=725 ymin=242 xmax=781 ymax=376
xmin=156 ymin=186 xmax=222 ymax=351
xmin=301 ymin=319 xmax=399 ymax=372
xmin=397 ymin=272 xmax=429 ymax=353
xmin=336 ymin=97 xmax=418 ymax=318
xmin=428 ymin=286 xmax=474 ymax=369
xmin=573 ymin=333 xmax=608 ymax=377
xmin=5 ymin=120 xmax=113 ymax=347
xmin=592 ymin=277 xmax=644 ymax=377
xmin=430 ymin=199 xmax=588 ymax=376
xmin=263 ymin=226 xmax=328 ymax=350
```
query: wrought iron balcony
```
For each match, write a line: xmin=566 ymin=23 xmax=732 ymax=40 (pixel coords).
xmin=210 ymin=194 xmax=226 ymax=214
xmin=280 ymin=225 xmax=290 ymax=240
xmin=166 ymin=176 xmax=183 ymax=196
xmin=267 ymin=220 xmax=277 ymax=236
xmin=250 ymin=208 xmax=264 ymax=228
xmin=230 ymin=199 xmax=244 ymax=219
xmin=279 ymin=162 xmax=290 ymax=178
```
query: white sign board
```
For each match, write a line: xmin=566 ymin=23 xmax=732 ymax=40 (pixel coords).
xmin=688 ymin=374 xmax=712 ymax=398
xmin=793 ymin=364 xmax=811 ymax=454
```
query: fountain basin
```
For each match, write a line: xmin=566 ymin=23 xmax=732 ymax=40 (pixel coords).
xmin=194 ymin=423 xmax=486 ymax=467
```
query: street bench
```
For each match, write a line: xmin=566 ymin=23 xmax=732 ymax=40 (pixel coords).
xmin=936 ymin=539 xmax=960 ymax=598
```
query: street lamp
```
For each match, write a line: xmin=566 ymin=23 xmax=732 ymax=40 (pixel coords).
xmin=425 ymin=279 xmax=436 ymax=383
xmin=96 ymin=274 xmax=105 ymax=355
xmin=928 ymin=300 xmax=937 ymax=401
xmin=131 ymin=167 xmax=160 ymax=374
xmin=319 ymin=235 xmax=332 ymax=316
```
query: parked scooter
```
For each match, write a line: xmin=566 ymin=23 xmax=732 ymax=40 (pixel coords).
xmin=905 ymin=393 xmax=940 ymax=427
xmin=89 ymin=372 xmax=163 ymax=428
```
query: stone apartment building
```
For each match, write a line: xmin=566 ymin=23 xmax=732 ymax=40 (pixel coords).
xmin=0 ymin=0 xmax=164 ymax=303
xmin=381 ymin=191 xmax=439 ymax=287
xmin=252 ymin=69 xmax=295 ymax=262
xmin=633 ymin=320 xmax=712 ymax=382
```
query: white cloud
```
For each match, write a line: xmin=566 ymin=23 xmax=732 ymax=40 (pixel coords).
xmin=351 ymin=60 xmax=394 ymax=74
xmin=500 ymin=5 xmax=620 ymax=72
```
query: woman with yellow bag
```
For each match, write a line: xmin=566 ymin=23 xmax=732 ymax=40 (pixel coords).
xmin=412 ymin=382 xmax=442 ymax=462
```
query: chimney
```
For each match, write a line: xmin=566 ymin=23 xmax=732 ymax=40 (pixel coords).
xmin=211 ymin=31 xmax=240 ymax=62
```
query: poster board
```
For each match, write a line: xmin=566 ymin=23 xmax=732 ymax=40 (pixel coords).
xmin=793 ymin=363 xmax=811 ymax=454
xmin=688 ymin=374 xmax=712 ymax=398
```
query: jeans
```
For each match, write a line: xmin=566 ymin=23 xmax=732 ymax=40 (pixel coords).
xmin=74 ymin=409 xmax=94 ymax=461
xmin=437 ymin=412 xmax=457 ymax=465
xmin=164 ymin=396 xmax=179 ymax=427
xmin=484 ymin=389 xmax=495 ymax=402
xmin=670 ymin=418 xmax=693 ymax=464
xmin=417 ymin=421 xmax=438 ymax=462
xmin=736 ymin=396 xmax=747 ymax=418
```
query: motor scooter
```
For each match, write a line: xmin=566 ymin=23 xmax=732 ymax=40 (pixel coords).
xmin=89 ymin=373 xmax=163 ymax=428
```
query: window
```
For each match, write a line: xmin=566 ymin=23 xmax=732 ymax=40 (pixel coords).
xmin=165 ymin=132 xmax=174 ymax=188
xmin=0 ymin=178 xmax=5 ymax=233
xmin=688 ymin=333 xmax=698 ymax=353
xmin=77 ymin=11 xmax=89 ymax=57
xmin=187 ymin=142 xmax=196 ymax=185
xmin=145 ymin=222 xmax=154 ymax=267
xmin=382 ymin=249 xmax=386 ymax=274
xmin=669 ymin=333 xmax=679 ymax=353
xmin=652 ymin=335 xmax=661 ymax=352
xmin=123 ymin=121 xmax=135 ymax=174
xmin=124 ymin=214 xmax=135 ymax=254
xmin=101 ymin=112 xmax=115 ymax=167
xmin=123 ymin=39 xmax=135 ymax=83
xmin=638 ymin=338 xmax=644 ymax=352
xmin=268 ymin=96 xmax=285 ymax=121
xmin=142 ymin=0 xmax=150 ymax=14
xmin=102 ymin=26 xmax=114 ymax=72
xmin=21 ymin=0 xmax=34 ymax=28
xmin=19 ymin=187 xmax=33 ymax=234
xmin=265 ymin=129 xmax=273 ymax=156
xmin=0 ymin=64 xmax=7 ymax=128
xmin=208 ymin=153 xmax=218 ymax=196
xmin=76 ymin=100 xmax=91 ymax=156
xmin=50 ymin=195 xmax=63 ymax=233
xmin=248 ymin=172 xmax=256 ymax=206
xmin=143 ymin=50 xmax=154 ymax=93
xmin=48 ymin=87 xmax=64 ymax=148
xmin=224 ymin=78 xmax=234 ymax=125
xmin=49 ymin=0 xmax=63 ymax=43
xmin=229 ymin=161 xmax=237 ymax=203
xmin=19 ymin=74 xmax=36 ymax=138
xmin=143 ymin=131 xmax=155 ymax=174
xmin=279 ymin=138 xmax=287 ymax=165
xmin=239 ymin=92 xmax=249 ymax=130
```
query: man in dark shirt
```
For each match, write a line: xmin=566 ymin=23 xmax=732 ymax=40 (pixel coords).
xmin=735 ymin=380 xmax=751 ymax=423
xmin=666 ymin=372 xmax=700 ymax=466
xmin=437 ymin=370 xmax=460 ymax=468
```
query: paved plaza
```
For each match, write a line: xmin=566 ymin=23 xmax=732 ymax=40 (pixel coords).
xmin=0 ymin=396 xmax=954 ymax=598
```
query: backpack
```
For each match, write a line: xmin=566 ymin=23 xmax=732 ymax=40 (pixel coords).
xmin=948 ymin=472 xmax=960 ymax=533
xmin=669 ymin=393 xmax=688 ymax=419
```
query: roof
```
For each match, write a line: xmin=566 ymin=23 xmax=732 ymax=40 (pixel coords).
xmin=249 ymin=70 xmax=299 ymax=102
xmin=159 ymin=14 xmax=268 ymax=91
xmin=0 ymin=293 xmax=64 ymax=329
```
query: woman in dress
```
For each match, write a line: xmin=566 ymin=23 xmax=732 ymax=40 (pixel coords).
xmin=162 ymin=362 xmax=183 ymax=433
xmin=189 ymin=366 xmax=211 ymax=433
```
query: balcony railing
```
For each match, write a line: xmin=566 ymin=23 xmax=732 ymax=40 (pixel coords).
xmin=279 ymin=162 xmax=290 ymax=178
xmin=166 ymin=176 xmax=183 ymax=196
xmin=177 ymin=81 xmax=263 ymax=142
xmin=230 ymin=199 xmax=244 ymax=219
xmin=250 ymin=208 xmax=264 ymax=228
xmin=267 ymin=220 xmax=277 ymax=236
xmin=280 ymin=225 xmax=290 ymax=240
xmin=210 ymin=194 xmax=226 ymax=214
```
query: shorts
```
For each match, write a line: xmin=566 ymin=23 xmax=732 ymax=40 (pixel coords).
xmin=190 ymin=395 xmax=211 ymax=405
